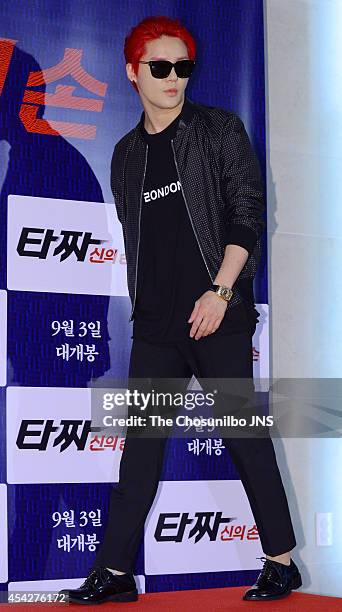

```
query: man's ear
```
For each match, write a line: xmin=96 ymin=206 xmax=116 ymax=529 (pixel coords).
xmin=126 ymin=63 xmax=136 ymax=83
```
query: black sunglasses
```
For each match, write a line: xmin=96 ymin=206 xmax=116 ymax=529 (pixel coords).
xmin=138 ymin=59 xmax=195 ymax=79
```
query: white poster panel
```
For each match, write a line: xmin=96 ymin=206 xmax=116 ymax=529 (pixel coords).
xmin=144 ymin=479 xmax=263 ymax=574
xmin=253 ymin=304 xmax=269 ymax=390
xmin=6 ymin=386 xmax=124 ymax=484
xmin=7 ymin=195 xmax=127 ymax=297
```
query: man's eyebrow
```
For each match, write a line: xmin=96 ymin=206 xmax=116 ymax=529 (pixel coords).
xmin=148 ymin=56 xmax=189 ymax=60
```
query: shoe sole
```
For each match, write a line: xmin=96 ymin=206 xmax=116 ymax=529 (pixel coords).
xmin=242 ymin=573 xmax=303 ymax=601
xmin=67 ymin=589 xmax=139 ymax=605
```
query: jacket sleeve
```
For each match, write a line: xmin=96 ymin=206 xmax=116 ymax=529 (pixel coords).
xmin=110 ymin=143 xmax=126 ymax=225
xmin=220 ymin=113 xmax=265 ymax=254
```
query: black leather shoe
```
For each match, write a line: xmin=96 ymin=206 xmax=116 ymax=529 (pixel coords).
xmin=59 ymin=566 xmax=138 ymax=605
xmin=242 ymin=556 xmax=302 ymax=601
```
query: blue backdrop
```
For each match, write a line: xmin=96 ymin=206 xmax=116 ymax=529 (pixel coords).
xmin=0 ymin=0 xmax=267 ymax=596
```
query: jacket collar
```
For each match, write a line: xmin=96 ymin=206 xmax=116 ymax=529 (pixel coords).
xmin=135 ymin=95 xmax=197 ymax=143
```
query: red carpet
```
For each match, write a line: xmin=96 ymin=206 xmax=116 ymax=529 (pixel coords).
xmin=0 ymin=587 xmax=341 ymax=610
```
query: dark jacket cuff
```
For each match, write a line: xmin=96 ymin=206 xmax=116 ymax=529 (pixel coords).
xmin=226 ymin=224 xmax=258 ymax=254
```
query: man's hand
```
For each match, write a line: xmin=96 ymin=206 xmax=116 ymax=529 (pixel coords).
xmin=188 ymin=290 xmax=228 ymax=340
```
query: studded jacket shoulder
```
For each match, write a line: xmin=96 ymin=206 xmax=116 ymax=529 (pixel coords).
xmin=110 ymin=96 xmax=265 ymax=322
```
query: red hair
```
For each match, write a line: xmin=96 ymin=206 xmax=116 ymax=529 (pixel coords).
xmin=124 ymin=16 xmax=196 ymax=93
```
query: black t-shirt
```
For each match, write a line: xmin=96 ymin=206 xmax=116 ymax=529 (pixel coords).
xmin=132 ymin=99 xmax=259 ymax=344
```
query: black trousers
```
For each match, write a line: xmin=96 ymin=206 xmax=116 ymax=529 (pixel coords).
xmin=91 ymin=331 xmax=296 ymax=572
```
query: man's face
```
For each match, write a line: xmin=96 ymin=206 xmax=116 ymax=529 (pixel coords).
xmin=127 ymin=35 xmax=190 ymax=108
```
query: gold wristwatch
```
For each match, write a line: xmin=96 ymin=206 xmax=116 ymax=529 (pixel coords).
xmin=209 ymin=284 xmax=233 ymax=303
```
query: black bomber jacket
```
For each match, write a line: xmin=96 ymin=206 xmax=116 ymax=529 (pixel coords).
xmin=110 ymin=95 xmax=265 ymax=322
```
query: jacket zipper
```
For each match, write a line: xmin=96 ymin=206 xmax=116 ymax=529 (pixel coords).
xmin=171 ymin=138 xmax=214 ymax=283
xmin=129 ymin=143 xmax=149 ymax=322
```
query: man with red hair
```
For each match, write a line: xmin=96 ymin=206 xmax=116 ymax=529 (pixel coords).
xmin=61 ymin=15 xmax=301 ymax=605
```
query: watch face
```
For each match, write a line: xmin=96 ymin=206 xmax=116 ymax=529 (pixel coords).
xmin=213 ymin=286 xmax=232 ymax=301
xmin=220 ymin=287 xmax=232 ymax=300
